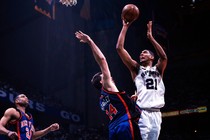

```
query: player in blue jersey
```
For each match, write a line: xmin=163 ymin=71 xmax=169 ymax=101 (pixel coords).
xmin=116 ymin=20 xmax=168 ymax=140
xmin=0 ymin=94 xmax=59 ymax=140
xmin=75 ymin=31 xmax=142 ymax=140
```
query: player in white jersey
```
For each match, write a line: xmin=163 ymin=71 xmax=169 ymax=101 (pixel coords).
xmin=135 ymin=66 xmax=165 ymax=109
xmin=116 ymin=20 xmax=168 ymax=140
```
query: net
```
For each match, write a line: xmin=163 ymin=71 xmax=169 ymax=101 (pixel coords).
xmin=59 ymin=0 xmax=77 ymax=6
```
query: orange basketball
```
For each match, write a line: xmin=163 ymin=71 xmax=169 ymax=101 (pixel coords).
xmin=121 ymin=4 xmax=140 ymax=23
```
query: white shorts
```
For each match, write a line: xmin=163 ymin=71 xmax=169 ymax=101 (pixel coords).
xmin=138 ymin=109 xmax=162 ymax=140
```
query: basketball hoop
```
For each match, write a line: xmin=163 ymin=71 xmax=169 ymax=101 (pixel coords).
xmin=59 ymin=0 xmax=77 ymax=6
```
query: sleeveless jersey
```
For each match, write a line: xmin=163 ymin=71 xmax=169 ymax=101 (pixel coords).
xmin=134 ymin=66 xmax=165 ymax=109
xmin=7 ymin=109 xmax=34 ymax=140
xmin=100 ymin=88 xmax=140 ymax=129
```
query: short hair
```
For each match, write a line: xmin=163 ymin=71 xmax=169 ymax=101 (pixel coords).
xmin=147 ymin=49 xmax=154 ymax=57
xmin=14 ymin=93 xmax=27 ymax=102
xmin=14 ymin=94 xmax=20 ymax=102
xmin=91 ymin=72 xmax=102 ymax=90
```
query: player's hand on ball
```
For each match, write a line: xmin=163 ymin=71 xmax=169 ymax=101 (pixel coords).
xmin=122 ymin=18 xmax=133 ymax=26
xmin=121 ymin=4 xmax=140 ymax=24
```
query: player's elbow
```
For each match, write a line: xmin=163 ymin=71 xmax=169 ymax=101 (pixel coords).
xmin=162 ymin=55 xmax=168 ymax=62
xmin=116 ymin=45 xmax=124 ymax=53
xmin=116 ymin=46 xmax=120 ymax=50
xmin=99 ymin=56 xmax=106 ymax=63
xmin=159 ymin=52 xmax=168 ymax=61
xmin=116 ymin=42 xmax=123 ymax=49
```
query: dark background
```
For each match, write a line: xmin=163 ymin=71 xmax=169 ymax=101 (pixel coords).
xmin=0 ymin=0 xmax=210 ymax=139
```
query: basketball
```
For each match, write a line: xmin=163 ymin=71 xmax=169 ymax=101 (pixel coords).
xmin=121 ymin=4 xmax=140 ymax=23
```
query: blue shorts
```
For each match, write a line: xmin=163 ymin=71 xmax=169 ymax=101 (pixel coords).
xmin=109 ymin=120 xmax=141 ymax=140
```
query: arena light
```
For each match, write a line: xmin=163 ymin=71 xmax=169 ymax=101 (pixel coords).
xmin=59 ymin=0 xmax=77 ymax=7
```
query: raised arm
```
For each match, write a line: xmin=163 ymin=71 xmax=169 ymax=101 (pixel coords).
xmin=116 ymin=20 xmax=139 ymax=80
xmin=75 ymin=31 xmax=118 ymax=91
xmin=32 ymin=123 xmax=59 ymax=140
xmin=0 ymin=108 xmax=19 ymax=139
xmin=147 ymin=21 xmax=168 ymax=76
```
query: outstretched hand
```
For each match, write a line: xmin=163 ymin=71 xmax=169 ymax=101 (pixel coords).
xmin=147 ymin=21 xmax=153 ymax=40
xmin=49 ymin=123 xmax=59 ymax=132
xmin=75 ymin=31 xmax=90 ymax=43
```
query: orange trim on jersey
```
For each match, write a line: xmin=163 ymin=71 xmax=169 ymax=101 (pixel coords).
xmin=102 ymin=87 xmax=125 ymax=94
xmin=116 ymin=94 xmax=135 ymax=140
xmin=9 ymin=109 xmax=22 ymax=140
xmin=17 ymin=122 xmax=21 ymax=140
xmin=128 ymin=119 xmax=135 ymax=140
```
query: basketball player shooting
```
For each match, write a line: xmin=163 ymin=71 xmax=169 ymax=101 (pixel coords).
xmin=116 ymin=4 xmax=168 ymax=140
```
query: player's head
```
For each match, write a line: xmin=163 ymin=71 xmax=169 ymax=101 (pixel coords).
xmin=139 ymin=49 xmax=154 ymax=63
xmin=14 ymin=94 xmax=29 ymax=107
xmin=91 ymin=72 xmax=102 ymax=91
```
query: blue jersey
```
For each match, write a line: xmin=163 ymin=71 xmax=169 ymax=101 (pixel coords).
xmin=100 ymin=88 xmax=141 ymax=140
xmin=7 ymin=109 xmax=34 ymax=140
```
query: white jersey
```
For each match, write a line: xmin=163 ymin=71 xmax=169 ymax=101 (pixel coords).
xmin=134 ymin=65 xmax=165 ymax=109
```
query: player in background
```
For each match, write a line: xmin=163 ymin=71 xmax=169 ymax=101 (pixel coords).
xmin=0 ymin=94 xmax=60 ymax=140
xmin=75 ymin=30 xmax=142 ymax=140
xmin=116 ymin=20 xmax=168 ymax=140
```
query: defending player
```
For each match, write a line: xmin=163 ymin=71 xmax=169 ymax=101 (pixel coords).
xmin=116 ymin=20 xmax=168 ymax=140
xmin=0 ymin=94 xmax=60 ymax=140
xmin=75 ymin=30 xmax=142 ymax=140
